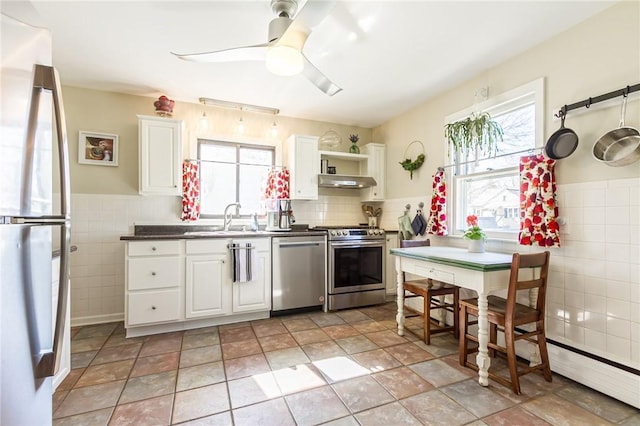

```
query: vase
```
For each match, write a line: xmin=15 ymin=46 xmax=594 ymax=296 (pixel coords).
xmin=349 ymin=142 xmax=360 ymax=154
xmin=468 ymin=239 xmax=485 ymax=253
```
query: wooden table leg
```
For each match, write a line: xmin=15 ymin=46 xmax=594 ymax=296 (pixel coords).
xmin=395 ymin=256 xmax=405 ymax=336
xmin=475 ymin=291 xmax=490 ymax=386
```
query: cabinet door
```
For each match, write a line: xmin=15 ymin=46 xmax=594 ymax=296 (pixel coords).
xmin=185 ymin=254 xmax=231 ymax=318
xmin=138 ymin=115 xmax=182 ymax=195
xmin=288 ymin=135 xmax=318 ymax=200
xmin=385 ymin=232 xmax=398 ymax=295
xmin=361 ymin=143 xmax=386 ymax=202
xmin=232 ymin=249 xmax=271 ymax=313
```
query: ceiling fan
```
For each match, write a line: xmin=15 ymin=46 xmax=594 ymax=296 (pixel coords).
xmin=172 ymin=0 xmax=342 ymax=96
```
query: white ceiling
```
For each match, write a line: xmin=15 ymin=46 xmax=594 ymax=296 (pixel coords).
xmin=29 ymin=1 xmax=615 ymax=128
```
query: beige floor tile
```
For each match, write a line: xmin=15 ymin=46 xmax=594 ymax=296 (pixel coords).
xmin=521 ymin=394 xmax=613 ymax=426
xmin=231 ymin=397 xmax=296 ymax=426
xmin=180 ymin=344 xmax=222 ymax=368
xmin=177 ymin=361 xmax=226 ymax=391
xmin=110 ymin=394 xmax=173 ymax=426
xmin=119 ymin=370 xmax=176 ymax=404
xmin=53 ymin=380 xmax=125 ymax=418
xmin=130 ymin=351 xmax=179 ymax=377
xmin=172 ymin=383 xmax=230 ymax=424
xmin=355 ymin=401 xmax=423 ymax=426
xmin=75 ymin=359 xmax=134 ymax=388
xmin=286 ymin=386 xmax=349 ymax=424
xmin=331 ymin=375 xmax=395 ymax=413
xmin=400 ymin=389 xmax=477 ymax=426
xmin=372 ymin=366 xmax=434 ymax=399
xmin=257 ymin=332 xmax=298 ymax=352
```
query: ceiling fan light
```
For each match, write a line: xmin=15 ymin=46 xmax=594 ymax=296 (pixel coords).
xmin=265 ymin=46 xmax=303 ymax=76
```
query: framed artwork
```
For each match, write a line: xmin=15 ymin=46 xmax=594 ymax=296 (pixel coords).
xmin=78 ymin=131 xmax=118 ymax=166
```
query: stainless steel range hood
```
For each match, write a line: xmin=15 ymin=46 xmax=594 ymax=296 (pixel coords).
xmin=318 ymin=174 xmax=377 ymax=188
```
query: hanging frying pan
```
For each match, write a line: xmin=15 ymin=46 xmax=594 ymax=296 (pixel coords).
xmin=592 ymin=96 xmax=640 ymax=167
xmin=545 ymin=111 xmax=579 ymax=159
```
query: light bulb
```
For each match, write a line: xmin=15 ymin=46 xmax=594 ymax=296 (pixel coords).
xmin=199 ymin=112 xmax=208 ymax=132
xmin=236 ymin=116 xmax=245 ymax=136
xmin=265 ymin=46 xmax=303 ymax=76
xmin=269 ymin=122 xmax=278 ymax=139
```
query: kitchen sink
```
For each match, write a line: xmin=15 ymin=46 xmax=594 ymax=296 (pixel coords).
xmin=183 ymin=230 xmax=269 ymax=236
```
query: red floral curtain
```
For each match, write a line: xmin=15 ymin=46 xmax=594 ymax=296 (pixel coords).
xmin=181 ymin=161 xmax=200 ymax=221
xmin=264 ymin=167 xmax=290 ymax=199
xmin=519 ymin=155 xmax=560 ymax=247
xmin=426 ymin=169 xmax=448 ymax=236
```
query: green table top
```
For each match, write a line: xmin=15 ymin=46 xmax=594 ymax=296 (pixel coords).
xmin=390 ymin=246 xmax=513 ymax=272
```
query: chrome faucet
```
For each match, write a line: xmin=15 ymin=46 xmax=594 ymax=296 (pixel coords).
xmin=223 ymin=202 xmax=241 ymax=231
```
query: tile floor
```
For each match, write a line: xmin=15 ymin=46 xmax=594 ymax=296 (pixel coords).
xmin=54 ymin=303 xmax=640 ymax=425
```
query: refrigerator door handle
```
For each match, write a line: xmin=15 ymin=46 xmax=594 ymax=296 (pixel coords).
xmin=35 ymin=64 xmax=71 ymax=221
xmin=3 ymin=215 xmax=68 ymax=225
xmin=30 ymin=65 xmax=72 ymax=379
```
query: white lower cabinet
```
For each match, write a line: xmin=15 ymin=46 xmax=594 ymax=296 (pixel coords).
xmin=185 ymin=240 xmax=230 ymax=318
xmin=125 ymin=237 xmax=271 ymax=337
xmin=125 ymin=241 xmax=183 ymax=328
xmin=232 ymin=238 xmax=271 ymax=313
xmin=385 ymin=232 xmax=399 ymax=295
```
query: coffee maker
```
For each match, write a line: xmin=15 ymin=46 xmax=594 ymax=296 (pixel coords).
xmin=265 ymin=199 xmax=294 ymax=231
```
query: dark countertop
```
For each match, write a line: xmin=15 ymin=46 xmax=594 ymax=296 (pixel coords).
xmin=120 ymin=224 xmax=326 ymax=241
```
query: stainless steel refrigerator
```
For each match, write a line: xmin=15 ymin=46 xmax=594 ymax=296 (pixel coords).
xmin=1 ymin=7 xmax=71 ymax=425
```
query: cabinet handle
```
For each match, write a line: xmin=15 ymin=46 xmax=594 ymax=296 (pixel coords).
xmin=151 ymin=272 xmax=156 ymax=276
xmin=151 ymin=246 xmax=157 ymax=251
xmin=151 ymin=306 xmax=156 ymax=310
xmin=221 ymin=260 xmax=225 ymax=264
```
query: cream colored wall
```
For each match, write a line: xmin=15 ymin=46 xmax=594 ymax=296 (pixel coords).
xmin=62 ymin=86 xmax=372 ymax=195
xmin=374 ymin=1 xmax=640 ymax=200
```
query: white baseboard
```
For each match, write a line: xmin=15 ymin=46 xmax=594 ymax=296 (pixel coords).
xmin=548 ymin=343 xmax=640 ymax=409
xmin=71 ymin=312 xmax=124 ymax=327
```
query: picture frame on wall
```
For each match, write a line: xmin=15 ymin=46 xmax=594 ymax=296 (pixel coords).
xmin=78 ymin=131 xmax=118 ymax=166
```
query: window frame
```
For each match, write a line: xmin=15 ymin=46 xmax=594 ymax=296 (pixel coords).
xmin=446 ymin=78 xmax=545 ymax=240
xmin=197 ymin=138 xmax=275 ymax=219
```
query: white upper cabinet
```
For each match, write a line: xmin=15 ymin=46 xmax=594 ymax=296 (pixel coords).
xmin=360 ymin=143 xmax=386 ymax=201
xmin=286 ymin=134 xmax=319 ymax=200
xmin=138 ymin=115 xmax=183 ymax=196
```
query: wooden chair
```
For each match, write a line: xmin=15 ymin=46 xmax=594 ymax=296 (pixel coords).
xmin=459 ymin=251 xmax=552 ymax=395
xmin=400 ymin=239 xmax=459 ymax=345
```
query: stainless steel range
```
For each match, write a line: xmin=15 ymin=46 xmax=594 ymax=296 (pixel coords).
xmin=315 ymin=226 xmax=386 ymax=310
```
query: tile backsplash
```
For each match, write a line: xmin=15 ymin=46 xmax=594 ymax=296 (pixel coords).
xmin=67 ymin=178 xmax=639 ymax=371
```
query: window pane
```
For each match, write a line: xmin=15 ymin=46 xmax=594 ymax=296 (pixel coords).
xmin=459 ymin=172 xmax=520 ymax=233
xmin=200 ymin=162 xmax=236 ymax=215
xmin=197 ymin=140 xmax=275 ymax=217
xmin=239 ymin=164 xmax=271 ymax=213
xmin=240 ymin=147 xmax=272 ymax=165
xmin=201 ymin=144 xmax=235 ymax=163
xmin=482 ymin=103 xmax=535 ymax=170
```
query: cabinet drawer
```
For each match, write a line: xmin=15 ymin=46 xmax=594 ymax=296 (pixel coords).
xmin=128 ymin=257 xmax=181 ymax=290
xmin=186 ymin=240 xmax=228 ymax=255
xmin=414 ymin=265 xmax=455 ymax=284
xmin=128 ymin=241 xmax=181 ymax=257
xmin=127 ymin=289 xmax=180 ymax=326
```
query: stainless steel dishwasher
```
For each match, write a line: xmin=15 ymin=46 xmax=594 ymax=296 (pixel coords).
xmin=272 ymin=234 xmax=326 ymax=313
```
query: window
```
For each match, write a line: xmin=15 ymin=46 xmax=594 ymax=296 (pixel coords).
xmin=198 ymin=139 xmax=275 ymax=217
xmin=449 ymin=79 xmax=544 ymax=239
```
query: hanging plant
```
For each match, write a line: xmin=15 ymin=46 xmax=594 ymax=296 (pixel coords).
xmin=444 ymin=112 xmax=503 ymax=155
xmin=399 ymin=140 xmax=425 ymax=179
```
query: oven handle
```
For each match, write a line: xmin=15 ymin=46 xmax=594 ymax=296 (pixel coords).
xmin=330 ymin=240 xmax=385 ymax=248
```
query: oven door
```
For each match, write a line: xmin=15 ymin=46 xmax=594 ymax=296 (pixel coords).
xmin=328 ymin=240 xmax=386 ymax=294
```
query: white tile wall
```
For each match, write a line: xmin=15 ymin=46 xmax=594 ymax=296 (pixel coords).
xmin=380 ymin=177 xmax=640 ymax=371
xmin=69 ymin=178 xmax=639 ymax=371
xmin=68 ymin=193 xmax=363 ymax=325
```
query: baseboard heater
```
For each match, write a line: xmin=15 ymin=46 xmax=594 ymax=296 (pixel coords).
xmin=546 ymin=338 xmax=639 ymax=409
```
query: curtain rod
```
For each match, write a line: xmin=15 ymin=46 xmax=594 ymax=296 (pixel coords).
xmin=557 ymin=83 xmax=640 ymax=118
xmin=186 ymin=158 xmax=285 ymax=168
xmin=438 ymin=147 xmax=544 ymax=170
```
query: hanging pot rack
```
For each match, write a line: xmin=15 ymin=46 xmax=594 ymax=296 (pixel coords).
xmin=555 ymin=83 xmax=640 ymax=118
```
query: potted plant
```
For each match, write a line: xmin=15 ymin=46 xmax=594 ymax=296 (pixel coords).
xmin=349 ymin=134 xmax=360 ymax=154
xmin=445 ymin=112 xmax=503 ymax=155
xmin=463 ymin=214 xmax=486 ymax=252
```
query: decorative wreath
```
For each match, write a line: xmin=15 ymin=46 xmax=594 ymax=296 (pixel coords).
xmin=399 ymin=140 xmax=425 ymax=179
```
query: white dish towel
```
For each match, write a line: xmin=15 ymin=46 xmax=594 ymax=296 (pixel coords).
xmin=231 ymin=243 xmax=255 ymax=283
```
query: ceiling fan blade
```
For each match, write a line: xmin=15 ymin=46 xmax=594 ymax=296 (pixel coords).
xmin=302 ymin=54 xmax=341 ymax=96
xmin=293 ymin=0 xmax=336 ymax=30
xmin=172 ymin=42 xmax=273 ymax=63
